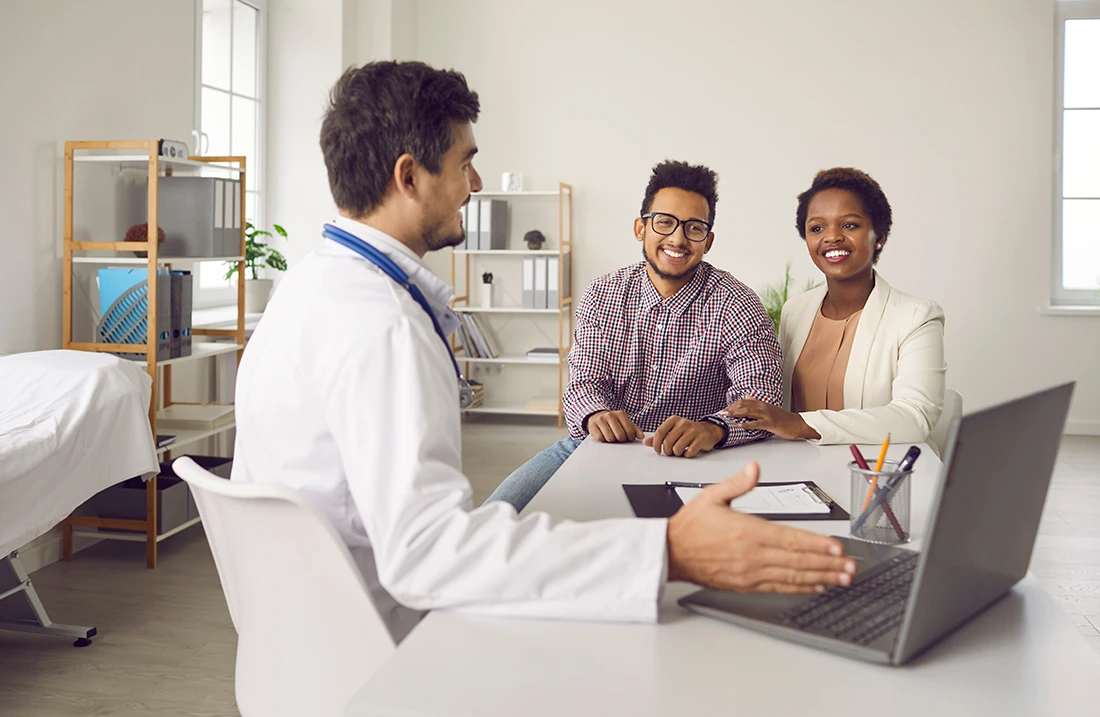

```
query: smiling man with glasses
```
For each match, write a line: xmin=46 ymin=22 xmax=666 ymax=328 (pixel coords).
xmin=486 ymin=160 xmax=783 ymax=512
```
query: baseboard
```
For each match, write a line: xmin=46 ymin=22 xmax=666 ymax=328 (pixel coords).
xmin=17 ymin=528 xmax=103 ymax=575
xmin=1065 ymin=420 xmax=1100 ymax=437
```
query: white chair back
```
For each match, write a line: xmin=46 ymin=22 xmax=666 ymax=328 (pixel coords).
xmin=931 ymin=389 xmax=964 ymax=458
xmin=173 ymin=457 xmax=395 ymax=717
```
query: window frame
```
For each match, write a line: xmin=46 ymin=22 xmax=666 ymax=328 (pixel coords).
xmin=192 ymin=0 xmax=268 ymax=308
xmin=1052 ymin=0 xmax=1100 ymax=307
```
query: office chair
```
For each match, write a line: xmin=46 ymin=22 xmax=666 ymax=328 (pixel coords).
xmin=174 ymin=457 xmax=395 ymax=717
xmin=931 ymin=388 xmax=964 ymax=458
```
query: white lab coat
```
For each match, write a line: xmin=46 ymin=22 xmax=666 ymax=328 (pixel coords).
xmin=232 ymin=217 xmax=667 ymax=642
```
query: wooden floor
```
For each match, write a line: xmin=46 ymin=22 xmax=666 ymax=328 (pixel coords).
xmin=1 ymin=424 xmax=1097 ymax=715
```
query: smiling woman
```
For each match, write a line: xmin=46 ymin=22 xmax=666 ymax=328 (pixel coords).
xmin=723 ymin=168 xmax=948 ymax=451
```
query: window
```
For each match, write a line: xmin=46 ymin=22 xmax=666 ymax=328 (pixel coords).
xmin=1054 ymin=1 xmax=1100 ymax=306
xmin=195 ymin=0 xmax=266 ymax=306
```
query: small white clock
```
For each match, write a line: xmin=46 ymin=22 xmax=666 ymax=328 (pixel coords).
xmin=501 ymin=172 xmax=524 ymax=193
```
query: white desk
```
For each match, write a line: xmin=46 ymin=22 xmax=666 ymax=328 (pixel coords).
xmin=347 ymin=439 xmax=1100 ymax=716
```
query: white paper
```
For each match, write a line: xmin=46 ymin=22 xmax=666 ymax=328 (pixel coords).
xmin=676 ymin=483 xmax=830 ymax=515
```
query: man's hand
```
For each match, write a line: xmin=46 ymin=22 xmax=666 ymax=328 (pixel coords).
xmin=586 ymin=410 xmax=645 ymax=443
xmin=667 ymin=461 xmax=855 ymax=593
xmin=643 ymin=415 xmax=723 ymax=458
xmin=721 ymin=398 xmax=821 ymax=440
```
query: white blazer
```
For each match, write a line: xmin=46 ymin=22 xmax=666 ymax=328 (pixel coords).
xmin=779 ymin=272 xmax=946 ymax=447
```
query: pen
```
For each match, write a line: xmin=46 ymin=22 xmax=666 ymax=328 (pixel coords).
xmin=852 ymin=447 xmax=922 ymax=534
xmin=664 ymin=481 xmax=714 ymax=489
xmin=861 ymin=433 xmax=892 ymax=512
xmin=849 ymin=445 xmax=906 ymax=540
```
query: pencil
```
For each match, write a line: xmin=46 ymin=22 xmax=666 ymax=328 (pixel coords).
xmin=861 ymin=433 xmax=891 ymax=512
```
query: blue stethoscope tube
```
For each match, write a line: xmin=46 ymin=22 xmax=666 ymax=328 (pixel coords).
xmin=322 ymin=224 xmax=476 ymax=409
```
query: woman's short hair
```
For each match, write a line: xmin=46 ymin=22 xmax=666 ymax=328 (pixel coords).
xmin=795 ymin=167 xmax=892 ymax=264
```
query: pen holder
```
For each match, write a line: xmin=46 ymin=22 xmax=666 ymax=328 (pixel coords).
xmin=849 ymin=460 xmax=912 ymax=545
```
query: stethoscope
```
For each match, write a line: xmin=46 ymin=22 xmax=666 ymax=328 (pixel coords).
xmin=322 ymin=223 xmax=476 ymax=409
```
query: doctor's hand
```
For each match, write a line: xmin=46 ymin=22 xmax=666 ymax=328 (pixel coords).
xmin=666 ymin=461 xmax=855 ymax=594
xmin=643 ymin=416 xmax=723 ymax=458
xmin=586 ymin=410 xmax=645 ymax=443
xmin=721 ymin=398 xmax=821 ymax=441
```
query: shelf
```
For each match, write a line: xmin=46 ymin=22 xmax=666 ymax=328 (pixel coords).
xmin=156 ymin=422 xmax=236 ymax=456
xmin=453 ymin=307 xmax=561 ymax=314
xmin=107 ymin=342 xmax=243 ymax=367
xmin=454 ymin=354 xmax=562 ymax=365
xmin=455 ymin=249 xmax=567 ymax=256
xmin=72 ymin=153 xmax=243 ymax=174
xmin=72 ymin=255 xmax=244 ymax=265
xmin=462 ymin=402 xmax=560 ymax=416
xmin=471 ymin=191 xmax=559 ymax=197
xmin=72 ymin=516 xmax=203 ymax=543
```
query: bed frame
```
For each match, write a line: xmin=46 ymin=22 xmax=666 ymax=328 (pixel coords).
xmin=0 ymin=551 xmax=95 ymax=647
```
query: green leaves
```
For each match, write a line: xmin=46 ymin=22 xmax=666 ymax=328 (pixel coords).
xmin=759 ymin=262 xmax=819 ymax=332
xmin=225 ymin=220 xmax=290 ymax=281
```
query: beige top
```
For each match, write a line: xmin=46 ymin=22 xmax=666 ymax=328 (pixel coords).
xmin=790 ymin=306 xmax=863 ymax=413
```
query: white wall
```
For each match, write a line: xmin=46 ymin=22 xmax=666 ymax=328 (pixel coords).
xmin=267 ymin=0 xmax=419 ymax=275
xmin=0 ymin=0 xmax=196 ymax=356
xmin=415 ymin=0 xmax=1100 ymax=431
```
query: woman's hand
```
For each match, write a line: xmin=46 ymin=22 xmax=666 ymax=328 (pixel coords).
xmin=721 ymin=398 xmax=821 ymax=440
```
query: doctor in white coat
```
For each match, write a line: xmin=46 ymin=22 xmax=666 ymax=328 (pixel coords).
xmin=723 ymin=167 xmax=946 ymax=448
xmin=231 ymin=61 xmax=856 ymax=643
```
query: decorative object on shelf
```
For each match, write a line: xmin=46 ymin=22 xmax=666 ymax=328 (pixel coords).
xmin=480 ymin=272 xmax=493 ymax=308
xmin=157 ymin=138 xmax=190 ymax=159
xmin=225 ymin=221 xmax=289 ymax=313
xmin=524 ymin=230 xmax=546 ymax=250
xmin=124 ymin=223 xmax=166 ymax=258
xmin=759 ymin=262 xmax=820 ymax=332
xmin=502 ymin=171 xmax=523 ymax=192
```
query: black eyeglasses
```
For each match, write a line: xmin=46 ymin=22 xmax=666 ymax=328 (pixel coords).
xmin=641 ymin=212 xmax=712 ymax=242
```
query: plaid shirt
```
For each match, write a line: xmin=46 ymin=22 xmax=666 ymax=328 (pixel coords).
xmin=563 ymin=261 xmax=783 ymax=448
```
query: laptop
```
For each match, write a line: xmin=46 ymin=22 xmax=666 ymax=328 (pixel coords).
xmin=679 ymin=382 xmax=1075 ymax=666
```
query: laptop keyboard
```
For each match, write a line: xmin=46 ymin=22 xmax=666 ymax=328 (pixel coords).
xmin=779 ymin=551 xmax=919 ymax=646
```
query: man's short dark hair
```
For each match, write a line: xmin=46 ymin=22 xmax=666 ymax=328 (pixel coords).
xmin=795 ymin=167 xmax=892 ymax=263
xmin=320 ymin=61 xmax=480 ymax=217
xmin=640 ymin=160 xmax=719 ymax=225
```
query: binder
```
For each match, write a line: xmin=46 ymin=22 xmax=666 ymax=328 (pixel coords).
xmin=213 ymin=180 xmax=225 ymax=251
xmin=459 ymin=203 xmax=469 ymax=249
xmin=547 ymin=257 xmax=560 ymax=308
xmin=533 ymin=257 xmax=548 ymax=308
xmin=621 ymin=481 xmax=849 ymax=521
xmin=466 ymin=200 xmax=480 ymax=250
xmin=478 ymin=199 xmax=507 ymax=250
xmin=226 ymin=180 xmax=241 ymax=256
xmin=522 ymin=258 xmax=536 ymax=308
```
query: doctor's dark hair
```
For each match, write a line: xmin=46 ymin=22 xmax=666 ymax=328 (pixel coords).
xmin=795 ymin=167 xmax=892 ymax=264
xmin=640 ymin=160 xmax=719 ymax=225
xmin=320 ymin=61 xmax=480 ymax=217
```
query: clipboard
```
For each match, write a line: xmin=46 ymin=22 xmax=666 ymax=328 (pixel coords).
xmin=622 ymin=481 xmax=849 ymax=521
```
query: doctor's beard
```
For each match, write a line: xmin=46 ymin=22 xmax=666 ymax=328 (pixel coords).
xmin=422 ymin=217 xmax=466 ymax=253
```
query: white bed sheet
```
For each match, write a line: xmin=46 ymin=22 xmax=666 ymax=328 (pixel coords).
xmin=0 ymin=350 xmax=158 ymax=556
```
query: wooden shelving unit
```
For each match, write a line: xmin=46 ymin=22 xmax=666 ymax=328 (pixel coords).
xmin=450 ymin=183 xmax=573 ymax=427
xmin=60 ymin=140 xmax=246 ymax=568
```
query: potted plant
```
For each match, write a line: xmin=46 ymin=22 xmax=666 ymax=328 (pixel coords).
xmin=759 ymin=262 xmax=819 ymax=332
xmin=225 ymin=221 xmax=288 ymax=312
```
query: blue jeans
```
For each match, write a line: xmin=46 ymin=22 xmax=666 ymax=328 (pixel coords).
xmin=485 ymin=437 xmax=583 ymax=512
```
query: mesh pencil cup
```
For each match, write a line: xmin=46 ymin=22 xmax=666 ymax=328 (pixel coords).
xmin=849 ymin=459 xmax=912 ymax=545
